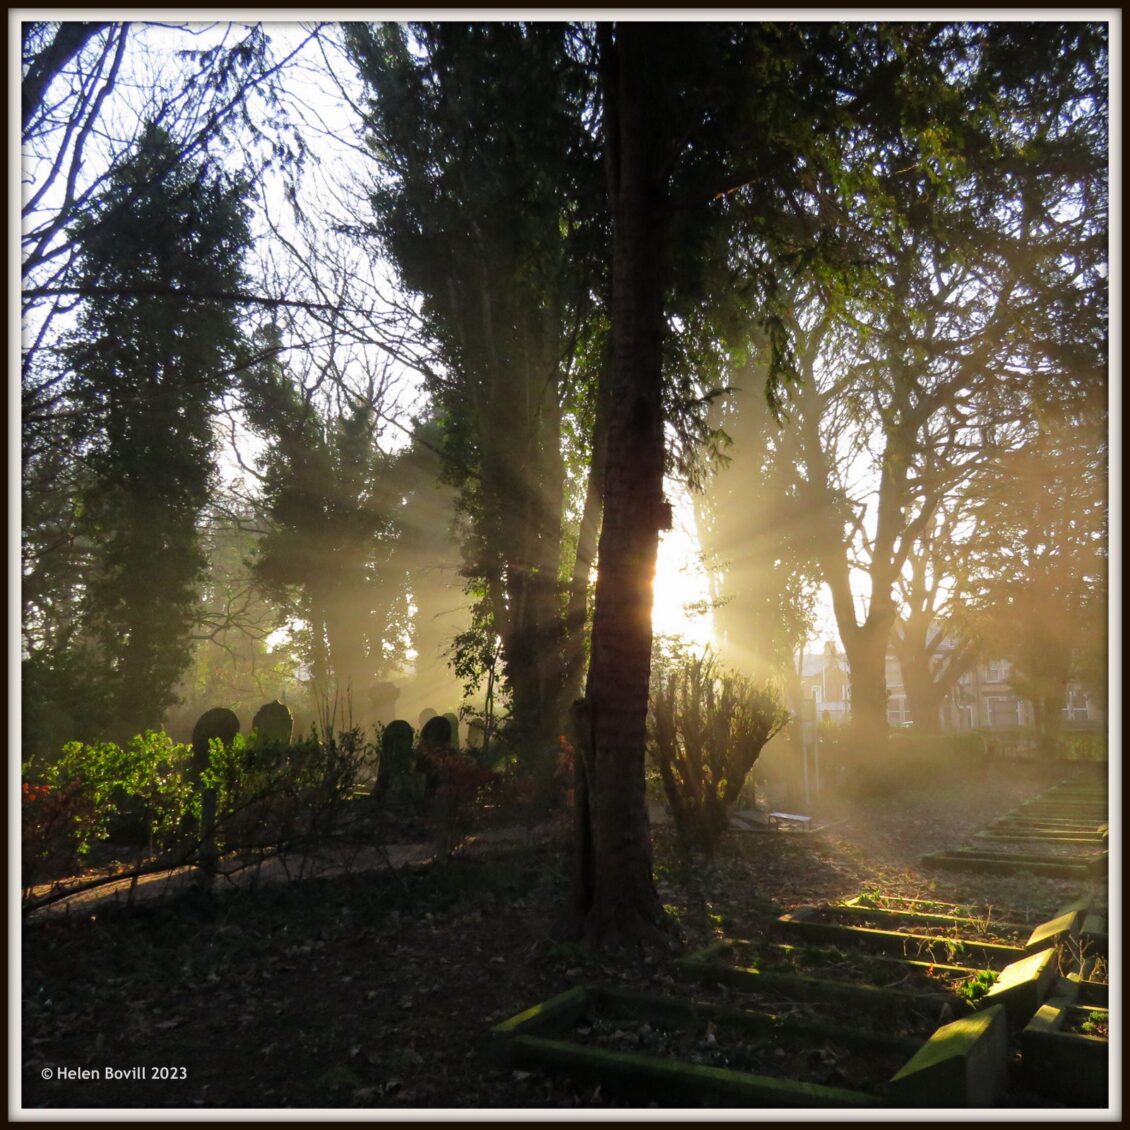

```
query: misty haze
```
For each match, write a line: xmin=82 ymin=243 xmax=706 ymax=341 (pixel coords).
xmin=19 ymin=18 xmax=1111 ymax=1115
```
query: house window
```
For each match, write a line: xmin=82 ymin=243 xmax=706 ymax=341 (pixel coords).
xmin=987 ymin=695 xmax=1019 ymax=729
xmin=985 ymin=660 xmax=1005 ymax=684
xmin=887 ymin=697 xmax=906 ymax=726
xmin=1062 ymin=689 xmax=1090 ymax=723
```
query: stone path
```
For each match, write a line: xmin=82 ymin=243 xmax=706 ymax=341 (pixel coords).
xmin=23 ymin=820 xmax=560 ymax=920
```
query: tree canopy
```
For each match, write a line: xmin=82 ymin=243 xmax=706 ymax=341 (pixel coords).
xmin=20 ymin=19 xmax=1109 ymax=945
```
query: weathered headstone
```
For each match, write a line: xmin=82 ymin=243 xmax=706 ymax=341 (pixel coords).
xmin=466 ymin=718 xmax=486 ymax=750
xmin=190 ymin=707 xmax=240 ymax=873
xmin=420 ymin=714 xmax=452 ymax=750
xmin=418 ymin=707 xmax=438 ymax=727
xmin=375 ymin=719 xmax=415 ymax=802
xmin=191 ymin=707 xmax=241 ymax=773
xmin=417 ymin=715 xmax=453 ymax=797
xmin=251 ymin=699 xmax=293 ymax=746
xmin=442 ymin=712 xmax=460 ymax=747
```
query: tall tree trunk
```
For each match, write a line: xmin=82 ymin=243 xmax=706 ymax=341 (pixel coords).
xmin=891 ymin=624 xmax=944 ymax=735
xmin=891 ymin=609 xmax=978 ymax=737
xmin=560 ymin=350 xmax=612 ymax=710
xmin=899 ymin=656 xmax=944 ymax=734
xmin=572 ymin=23 xmax=666 ymax=947
xmin=842 ymin=609 xmax=895 ymax=753
xmin=1035 ymin=690 xmax=1066 ymax=758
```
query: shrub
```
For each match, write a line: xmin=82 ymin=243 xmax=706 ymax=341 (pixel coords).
xmin=648 ymin=649 xmax=790 ymax=856
xmin=201 ymin=727 xmax=373 ymax=856
xmin=22 ymin=731 xmax=197 ymax=894
xmin=21 ymin=778 xmax=97 ymax=893
xmin=22 ymin=725 xmax=375 ymax=898
xmin=1057 ymin=729 xmax=1107 ymax=762
xmin=415 ymin=747 xmax=497 ymax=856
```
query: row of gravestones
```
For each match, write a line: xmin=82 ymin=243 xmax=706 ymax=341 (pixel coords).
xmin=191 ymin=703 xmax=484 ymax=767
xmin=189 ymin=700 xmax=295 ymax=873
xmin=190 ymin=700 xmax=294 ymax=772
xmin=188 ymin=700 xmax=492 ymax=869
xmin=414 ymin=709 xmax=490 ymax=751
xmin=191 ymin=701 xmax=488 ymax=811
xmin=375 ymin=711 xmax=468 ymax=803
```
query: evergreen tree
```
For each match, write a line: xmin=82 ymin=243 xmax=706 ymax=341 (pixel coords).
xmin=36 ymin=123 xmax=252 ymax=744
xmin=346 ymin=22 xmax=607 ymax=754
xmin=573 ymin=20 xmax=890 ymax=943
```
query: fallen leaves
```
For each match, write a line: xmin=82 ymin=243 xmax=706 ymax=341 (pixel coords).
xmin=21 ymin=763 xmax=1089 ymax=1109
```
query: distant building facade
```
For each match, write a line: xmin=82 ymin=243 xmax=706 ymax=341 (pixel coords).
xmin=798 ymin=641 xmax=850 ymax=725
xmin=797 ymin=643 xmax=1104 ymax=733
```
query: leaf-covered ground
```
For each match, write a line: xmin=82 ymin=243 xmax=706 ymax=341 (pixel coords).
xmin=21 ymin=757 xmax=1105 ymax=1111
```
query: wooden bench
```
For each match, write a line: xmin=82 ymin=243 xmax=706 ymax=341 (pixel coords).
xmin=767 ymin=811 xmax=812 ymax=832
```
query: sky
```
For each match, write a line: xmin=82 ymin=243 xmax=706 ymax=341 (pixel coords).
xmin=15 ymin=14 xmax=1116 ymax=667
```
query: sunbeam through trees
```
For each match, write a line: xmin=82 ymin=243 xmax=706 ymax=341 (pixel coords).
xmin=18 ymin=15 xmax=1111 ymax=1115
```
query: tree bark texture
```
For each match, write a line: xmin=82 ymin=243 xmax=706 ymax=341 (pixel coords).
xmin=572 ymin=24 xmax=666 ymax=946
xmin=560 ymin=349 xmax=612 ymax=711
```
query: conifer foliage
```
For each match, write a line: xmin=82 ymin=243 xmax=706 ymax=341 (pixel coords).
xmin=46 ymin=124 xmax=251 ymax=742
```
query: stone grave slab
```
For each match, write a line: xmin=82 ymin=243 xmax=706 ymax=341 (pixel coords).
xmin=981 ymin=948 xmax=1057 ymax=1027
xmin=491 ymin=984 xmax=888 ymax=1107
xmin=775 ymin=907 xmax=1026 ymax=970
xmin=1018 ymin=983 xmax=1108 ymax=1106
xmin=886 ymin=1004 xmax=1008 ymax=1108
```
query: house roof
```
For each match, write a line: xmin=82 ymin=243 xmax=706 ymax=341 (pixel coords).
xmin=799 ymin=653 xmax=846 ymax=678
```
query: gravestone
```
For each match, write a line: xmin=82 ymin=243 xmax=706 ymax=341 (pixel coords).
xmin=420 ymin=714 xmax=452 ymax=750
xmin=191 ymin=707 xmax=241 ymax=773
xmin=442 ymin=712 xmax=460 ymax=747
xmin=251 ymin=699 xmax=293 ymax=746
xmin=466 ymin=718 xmax=486 ymax=750
xmin=418 ymin=707 xmax=438 ymax=727
xmin=375 ymin=719 xmax=415 ymax=802
xmin=190 ymin=707 xmax=240 ymax=874
xmin=417 ymin=715 xmax=453 ymax=798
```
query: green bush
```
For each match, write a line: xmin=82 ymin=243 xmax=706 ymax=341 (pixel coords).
xmin=55 ymin=732 xmax=197 ymax=855
xmin=648 ymin=648 xmax=790 ymax=856
xmin=22 ymin=725 xmax=375 ymax=895
xmin=1057 ymin=729 xmax=1107 ymax=762
xmin=22 ymin=731 xmax=197 ymax=893
xmin=200 ymin=727 xmax=372 ymax=855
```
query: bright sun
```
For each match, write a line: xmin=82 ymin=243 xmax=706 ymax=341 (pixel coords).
xmin=651 ymin=509 xmax=715 ymax=649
